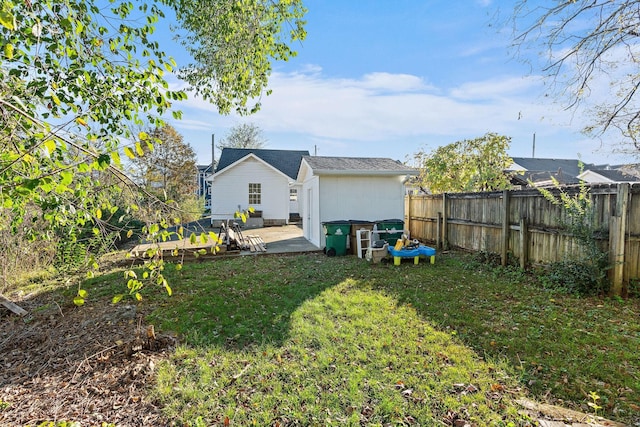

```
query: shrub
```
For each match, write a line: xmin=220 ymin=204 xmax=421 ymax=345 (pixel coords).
xmin=540 ymin=259 xmax=609 ymax=296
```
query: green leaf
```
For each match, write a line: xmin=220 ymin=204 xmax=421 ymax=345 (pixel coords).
xmin=112 ymin=294 xmax=124 ymax=304
xmin=4 ymin=42 xmax=13 ymax=59
xmin=110 ymin=151 xmax=121 ymax=166
xmin=189 ymin=233 xmax=197 ymax=244
xmin=59 ymin=170 xmax=73 ymax=186
xmin=0 ymin=10 xmax=16 ymax=30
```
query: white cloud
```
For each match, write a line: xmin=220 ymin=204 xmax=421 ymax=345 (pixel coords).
xmin=169 ymin=66 xmax=628 ymax=164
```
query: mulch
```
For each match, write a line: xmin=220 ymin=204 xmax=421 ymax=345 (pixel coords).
xmin=0 ymin=295 xmax=176 ymax=426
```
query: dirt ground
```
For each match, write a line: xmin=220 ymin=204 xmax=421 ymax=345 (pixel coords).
xmin=0 ymin=293 xmax=176 ymax=426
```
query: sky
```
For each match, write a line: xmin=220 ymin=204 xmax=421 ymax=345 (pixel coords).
xmin=157 ymin=0 xmax=634 ymax=167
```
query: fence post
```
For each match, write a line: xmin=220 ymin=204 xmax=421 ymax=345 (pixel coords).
xmin=442 ymin=193 xmax=448 ymax=250
xmin=519 ymin=217 xmax=528 ymax=270
xmin=405 ymin=194 xmax=411 ymax=238
xmin=609 ymin=183 xmax=629 ymax=296
xmin=437 ymin=212 xmax=442 ymax=249
xmin=501 ymin=190 xmax=510 ymax=266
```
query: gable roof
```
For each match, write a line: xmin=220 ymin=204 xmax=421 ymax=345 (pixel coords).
xmin=579 ymin=168 xmax=640 ymax=183
xmin=302 ymin=156 xmax=417 ymax=176
xmin=510 ymin=170 xmax=582 ymax=187
xmin=509 ymin=157 xmax=599 ymax=177
xmin=216 ymin=148 xmax=310 ymax=179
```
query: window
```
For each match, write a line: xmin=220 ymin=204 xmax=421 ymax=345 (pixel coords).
xmin=289 ymin=188 xmax=298 ymax=201
xmin=249 ymin=183 xmax=261 ymax=205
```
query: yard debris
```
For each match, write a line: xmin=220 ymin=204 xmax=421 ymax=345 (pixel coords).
xmin=0 ymin=296 xmax=176 ymax=426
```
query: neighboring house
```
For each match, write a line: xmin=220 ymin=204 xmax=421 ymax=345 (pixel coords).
xmin=209 ymin=148 xmax=309 ymax=226
xmin=196 ymin=164 xmax=214 ymax=211
xmin=578 ymin=165 xmax=640 ymax=184
xmin=508 ymin=157 xmax=640 ymax=187
xmin=296 ymin=156 xmax=418 ymax=249
xmin=507 ymin=157 xmax=600 ymax=188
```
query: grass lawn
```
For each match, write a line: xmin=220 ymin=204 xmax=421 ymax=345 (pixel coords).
xmin=79 ymin=251 xmax=639 ymax=425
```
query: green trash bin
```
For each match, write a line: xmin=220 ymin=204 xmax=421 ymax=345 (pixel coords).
xmin=375 ymin=219 xmax=405 ymax=246
xmin=323 ymin=221 xmax=351 ymax=256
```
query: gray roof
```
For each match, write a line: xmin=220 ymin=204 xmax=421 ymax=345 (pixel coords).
xmin=587 ymin=169 xmax=640 ymax=182
xmin=510 ymin=170 xmax=582 ymax=186
xmin=303 ymin=156 xmax=416 ymax=175
xmin=510 ymin=157 xmax=598 ymax=177
xmin=216 ymin=148 xmax=310 ymax=179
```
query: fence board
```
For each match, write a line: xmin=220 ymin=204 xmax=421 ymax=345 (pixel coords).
xmin=405 ymin=183 xmax=640 ymax=293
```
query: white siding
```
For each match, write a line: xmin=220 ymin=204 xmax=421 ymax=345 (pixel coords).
xmin=578 ymin=170 xmax=613 ymax=184
xmin=317 ymin=175 xmax=406 ymax=248
xmin=211 ymin=157 xmax=290 ymax=221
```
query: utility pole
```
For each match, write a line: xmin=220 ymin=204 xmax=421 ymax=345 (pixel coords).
xmin=532 ymin=133 xmax=536 ymax=158
xmin=211 ymin=133 xmax=215 ymax=169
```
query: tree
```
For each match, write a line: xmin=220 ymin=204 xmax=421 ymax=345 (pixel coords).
xmin=220 ymin=123 xmax=268 ymax=149
xmin=175 ymin=0 xmax=307 ymax=115
xmin=129 ymin=124 xmax=203 ymax=222
xmin=416 ymin=133 xmax=513 ymax=194
xmin=510 ymin=1 xmax=640 ymax=155
xmin=0 ymin=0 xmax=306 ymax=301
xmin=130 ymin=125 xmax=197 ymax=201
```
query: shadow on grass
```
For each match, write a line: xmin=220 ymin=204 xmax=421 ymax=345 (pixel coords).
xmin=146 ymin=252 xmax=356 ymax=349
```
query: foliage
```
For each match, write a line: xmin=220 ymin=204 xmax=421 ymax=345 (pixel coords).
xmin=536 ymin=178 xmax=610 ymax=296
xmin=219 ymin=122 xmax=267 ymax=149
xmin=510 ymin=1 xmax=640 ymax=154
xmin=174 ymin=0 xmax=307 ymax=115
xmin=539 ymin=260 xmax=607 ymax=296
xmin=0 ymin=207 xmax=56 ymax=293
xmin=415 ymin=133 xmax=513 ymax=193
xmin=128 ymin=124 xmax=198 ymax=203
xmin=0 ymin=0 xmax=306 ymax=300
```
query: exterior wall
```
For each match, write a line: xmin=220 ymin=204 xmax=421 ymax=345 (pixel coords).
xmin=210 ymin=157 xmax=290 ymax=223
xmin=197 ymin=166 xmax=212 ymax=210
xmin=301 ymin=176 xmax=321 ymax=247
xmin=289 ymin=183 xmax=302 ymax=215
xmin=579 ymin=170 xmax=612 ymax=184
xmin=316 ymin=175 xmax=407 ymax=248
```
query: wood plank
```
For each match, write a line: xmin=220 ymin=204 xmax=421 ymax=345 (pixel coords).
xmin=0 ymin=295 xmax=27 ymax=316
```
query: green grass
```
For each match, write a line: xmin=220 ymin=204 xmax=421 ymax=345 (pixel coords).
xmin=75 ymin=252 xmax=640 ymax=425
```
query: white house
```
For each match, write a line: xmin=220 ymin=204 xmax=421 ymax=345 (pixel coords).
xmin=209 ymin=148 xmax=309 ymax=226
xmin=296 ymin=156 xmax=418 ymax=248
xmin=578 ymin=167 xmax=640 ymax=184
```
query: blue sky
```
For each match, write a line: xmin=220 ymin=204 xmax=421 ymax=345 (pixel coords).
xmin=160 ymin=1 xmax=632 ymax=166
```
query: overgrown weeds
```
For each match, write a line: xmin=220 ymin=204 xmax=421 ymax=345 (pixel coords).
xmin=536 ymin=179 xmax=610 ymax=296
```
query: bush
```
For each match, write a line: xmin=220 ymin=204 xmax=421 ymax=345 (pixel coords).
xmin=539 ymin=259 xmax=609 ymax=296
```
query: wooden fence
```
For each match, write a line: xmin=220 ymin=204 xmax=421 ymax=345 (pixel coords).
xmin=404 ymin=183 xmax=639 ymax=295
